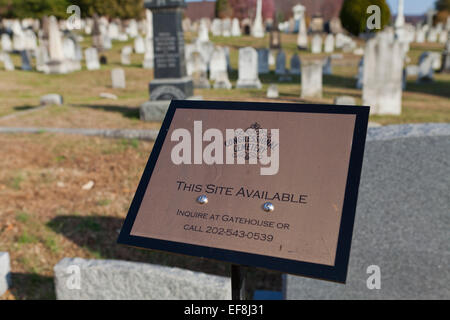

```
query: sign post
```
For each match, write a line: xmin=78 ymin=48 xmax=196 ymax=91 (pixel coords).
xmin=118 ymin=100 xmax=369 ymax=298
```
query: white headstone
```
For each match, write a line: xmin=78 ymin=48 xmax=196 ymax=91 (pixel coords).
xmin=231 ymin=18 xmax=241 ymax=37
xmin=213 ymin=71 xmax=232 ymax=89
xmin=417 ymin=52 xmax=435 ymax=82
xmin=211 ymin=19 xmax=222 ymax=36
xmin=48 ymin=16 xmax=65 ymax=62
xmin=209 ymin=47 xmax=228 ymax=80
xmin=363 ymin=32 xmax=404 ymax=115
xmin=324 ymin=34 xmax=335 ymax=53
xmin=187 ymin=51 xmax=210 ymax=88
xmin=236 ymin=47 xmax=262 ymax=89
xmin=252 ymin=0 xmax=265 ymax=38
xmin=198 ymin=19 xmax=210 ymax=43
xmin=301 ymin=61 xmax=323 ymax=98
xmin=121 ymin=46 xmax=132 ymax=65
xmin=311 ymin=35 xmax=322 ymax=54
xmin=111 ymin=68 xmax=126 ymax=88
xmin=134 ymin=36 xmax=145 ymax=54
xmin=85 ymin=47 xmax=100 ymax=70
xmin=296 ymin=5 xmax=308 ymax=49
xmin=1 ymin=34 xmax=12 ymax=52
xmin=395 ymin=0 xmax=405 ymax=28
xmin=1 ymin=52 xmax=14 ymax=71
xmin=222 ymin=18 xmax=232 ymax=37
xmin=267 ymin=84 xmax=279 ymax=98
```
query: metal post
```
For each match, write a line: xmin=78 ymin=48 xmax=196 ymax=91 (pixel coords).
xmin=231 ymin=264 xmax=247 ymax=300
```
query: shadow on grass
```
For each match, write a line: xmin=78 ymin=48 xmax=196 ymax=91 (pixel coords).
xmin=8 ymin=272 xmax=55 ymax=300
xmin=72 ymin=104 xmax=140 ymax=119
xmin=323 ymin=74 xmax=357 ymax=89
xmin=405 ymin=78 xmax=450 ymax=99
xmin=47 ymin=215 xmax=282 ymax=295
xmin=13 ymin=105 xmax=37 ymax=111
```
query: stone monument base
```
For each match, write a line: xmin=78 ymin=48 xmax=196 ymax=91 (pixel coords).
xmin=140 ymin=96 xmax=202 ymax=122
xmin=44 ymin=60 xmax=69 ymax=74
xmin=149 ymin=77 xmax=193 ymax=101
xmin=236 ymin=79 xmax=262 ymax=89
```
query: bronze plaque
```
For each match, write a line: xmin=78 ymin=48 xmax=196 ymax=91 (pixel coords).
xmin=118 ymin=101 xmax=369 ymax=283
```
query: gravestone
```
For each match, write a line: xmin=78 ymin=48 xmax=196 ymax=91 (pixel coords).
xmin=311 ymin=34 xmax=322 ymax=54
xmin=284 ymin=124 xmax=450 ymax=299
xmin=415 ymin=29 xmax=425 ymax=43
xmin=40 ymin=94 xmax=63 ymax=106
xmin=213 ymin=71 xmax=232 ymax=89
xmin=0 ymin=252 xmax=11 ymax=297
xmin=189 ymin=51 xmax=210 ymax=89
xmin=198 ymin=19 xmax=210 ymax=43
xmin=211 ymin=19 xmax=222 ymax=36
xmin=275 ymin=50 xmax=287 ymax=75
xmin=92 ymin=14 xmax=103 ymax=51
xmin=231 ymin=18 xmax=241 ymax=37
xmin=146 ymin=0 xmax=193 ymax=101
xmin=289 ymin=54 xmax=301 ymax=75
xmin=85 ymin=47 xmax=100 ymax=70
xmin=266 ymin=84 xmax=279 ymax=98
xmin=356 ymin=58 xmax=364 ymax=89
xmin=257 ymin=49 xmax=269 ymax=74
xmin=269 ymin=19 xmax=281 ymax=49
xmin=236 ymin=47 xmax=262 ymax=89
xmin=363 ymin=32 xmax=404 ymax=115
xmin=209 ymin=47 xmax=228 ymax=81
xmin=121 ymin=46 xmax=132 ymax=65
xmin=441 ymin=38 xmax=450 ymax=73
xmin=427 ymin=28 xmax=438 ymax=42
xmin=301 ymin=61 xmax=323 ymax=98
xmin=252 ymin=0 xmax=264 ymax=38
xmin=334 ymin=96 xmax=356 ymax=105
xmin=417 ymin=52 xmax=434 ymax=81
xmin=20 ymin=50 xmax=32 ymax=71
xmin=111 ymin=68 xmax=126 ymax=89
xmin=54 ymin=258 xmax=230 ymax=300
xmin=322 ymin=56 xmax=332 ymax=75
xmin=46 ymin=16 xmax=68 ymax=74
xmin=296 ymin=5 xmax=308 ymax=49
xmin=134 ymin=36 xmax=146 ymax=54
xmin=1 ymin=52 xmax=14 ymax=71
xmin=1 ymin=34 xmax=12 ymax=52
xmin=324 ymin=34 xmax=334 ymax=53
xmin=222 ymin=18 xmax=232 ymax=37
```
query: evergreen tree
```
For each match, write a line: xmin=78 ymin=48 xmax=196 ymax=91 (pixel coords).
xmin=340 ymin=0 xmax=391 ymax=36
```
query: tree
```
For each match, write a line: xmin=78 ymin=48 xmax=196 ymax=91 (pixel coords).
xmin=72 ymin=0 xmax=144 ymax=19
xmin=0 ymin=0 xmax=70 ymax=19
xmin=228 ymin=0 xmax=275 ymax=20
xmin=435 ymin=0 xmax=450 ymax=24
xmin=215 ymin=0 xmax=233 ymax=18
xmin=436 ymin=0 xmax=450 ymax=11
xmin=0 ymin=0 xmax=145 ymax=20
xmin=340 ymin=0 xmax=390 ymax=36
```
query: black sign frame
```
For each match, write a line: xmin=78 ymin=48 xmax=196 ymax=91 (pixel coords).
xmin=117 ymin=100 xmax=369 ymax=283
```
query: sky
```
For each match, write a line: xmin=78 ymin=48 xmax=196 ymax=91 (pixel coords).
xmin=386 ymin=0 xmax=436 ymax=15
xmin=186 ymin=0 xmax=437 ymax=16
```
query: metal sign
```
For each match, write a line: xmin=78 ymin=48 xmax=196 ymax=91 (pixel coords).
xmin=118 ymin=100 xmax=369 ymax=283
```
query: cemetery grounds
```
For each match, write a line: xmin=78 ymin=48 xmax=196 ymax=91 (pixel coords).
xmin=0 ymin=32 xmax=449 ymax=299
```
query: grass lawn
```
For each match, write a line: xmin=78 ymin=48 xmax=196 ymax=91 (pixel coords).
xmin=0 ymin=31 xmax=448 ymax=299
